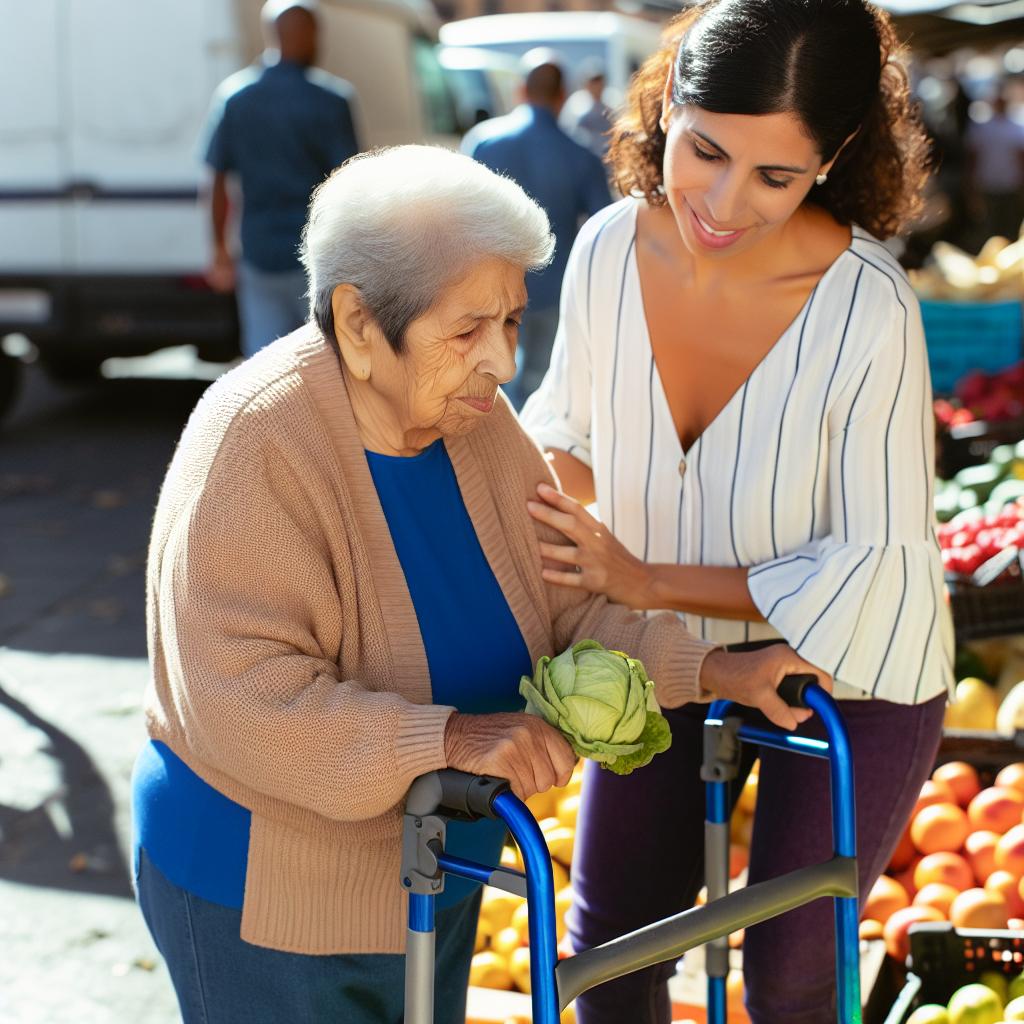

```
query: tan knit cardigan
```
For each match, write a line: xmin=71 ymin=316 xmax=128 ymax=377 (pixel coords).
xmin=144 ymin=326 xmax=716 ymax=955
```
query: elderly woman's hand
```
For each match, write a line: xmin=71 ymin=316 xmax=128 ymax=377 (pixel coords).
xmin=527 ymin=483 xmax=652 ymax=608
xmin=443 ymin=712 xmax=577 ymax=801
xmin=699 ymin=645 xmax=833 ymax=731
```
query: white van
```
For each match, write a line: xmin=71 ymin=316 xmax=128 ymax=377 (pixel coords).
xmin=438 ymin=11 xmax=663 ymax=109
xmin=0 ymin=0 xmax=456 ymax=414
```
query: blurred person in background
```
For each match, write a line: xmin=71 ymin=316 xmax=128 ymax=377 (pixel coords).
xmin=561 ymin=58 xmax=614 ymax=158
xmin=521 ymin=1 xmax=953 ymax=1021
xmin=966 ymin=82 xmax=1024 ymax=242
xmin=462 ymin=50 xmax=612 ymax=410
xmin=201 ymin=0 xmax=360 ymax=357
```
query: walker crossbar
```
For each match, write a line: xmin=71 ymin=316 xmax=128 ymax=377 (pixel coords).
xmin=554 ymin=855 xmax=857 ymax=1006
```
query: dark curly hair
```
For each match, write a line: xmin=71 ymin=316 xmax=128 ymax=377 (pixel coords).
xmin=608 ymin=0 xmax=932 ymax=239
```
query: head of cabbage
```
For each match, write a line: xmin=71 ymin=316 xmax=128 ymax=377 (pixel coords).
xmin=519 ymin=640 xmax=671 ymax=775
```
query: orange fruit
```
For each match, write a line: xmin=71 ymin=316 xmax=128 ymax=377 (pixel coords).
xmin=889 ymin=826 xmax=918 ymax=873
xmin=883 ymin=905 xmax=944 ymax=962
xmin=864 ymin=874 xmax=910 ymax=926
xmin=913 ymin=882 xmax=960 ymax=918
xmin=996 ymin=762 xmax=1024 ymax=796
xmin=911 ymin=802 xmax=971 ymax=855
xmin=986 ymin=869 xmax=1024 ymax=918
xmin=932 ymin=762 xmax=982 ymax=808
xmin=965 ymin=830 xmax=1001 ymax=884
xmin=860 ymin=919 xmax=884 ymax=940
xmin=949 ymin=887 xmax=1009 ymax=930
xmin=996 ymin=824 xmax=1024 ymax=877
xmin=914 ymin=851 xmax=975 ymax=893
xmin=915 ymin=779 xmax=958 ymax=816
xmin=729 ymin=843 xmax=749 ymax=879
xmin=894 ymin=860 xmax=922 ymax=899
xmin=968 ymin=787 xmax=1024 ymax=835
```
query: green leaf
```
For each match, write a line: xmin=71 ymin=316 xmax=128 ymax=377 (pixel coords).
xmin=602 ymin=710 xmax=672 ymax=776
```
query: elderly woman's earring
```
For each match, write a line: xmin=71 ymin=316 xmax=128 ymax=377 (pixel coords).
xmin=815 ymin=172 xmax=828 ymax=186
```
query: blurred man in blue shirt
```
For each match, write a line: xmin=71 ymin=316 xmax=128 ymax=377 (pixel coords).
xmin=201 ymin=0 xmax=360 ymax=357
xmin=462 ymin=52 xmax=612 ymax=408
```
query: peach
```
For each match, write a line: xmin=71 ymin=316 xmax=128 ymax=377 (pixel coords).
xmin=915 ymin=778 xmax=958 ymax=816
xmin=996 ymin=762 xmax=1024 ymax=797
xmin=933 ymin=762 xmax=982 ymax=808
xmin=996 ymin=825 xmax=1024 ymax=877
xmin=965 ymin=830 xmax=1001 ymax=884
xmin=860 ymin=919 xmax=884 ymax=940
xmin=911 ymin=802 xmax=971 ymax=855
xmin=914 ymin=851 xmax=975 ymax=893
xmin=889 ymin=826 xmax=918 ymax=873
xmin=913 ymin=882 xmax=960 ymax=918
xmin=968 ymin=787 xmax=1024 ymax=835
xmin=883 ymin=905 xmax=945 ymax=962
xmin=864 ymin=874 xmax=910 ymax=926
xmin=986 ymin=869 xmax=1024 ymax=919
xmin=949 ymin=887 xmax=1009 ymax=930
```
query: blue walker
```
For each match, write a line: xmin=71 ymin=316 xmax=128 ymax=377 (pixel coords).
xmin=402 ymin=676 xmax=861 ymax=1023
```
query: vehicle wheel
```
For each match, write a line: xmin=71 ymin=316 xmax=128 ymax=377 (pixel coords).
xmin=41 ymin=355 xmax=103 ymax=383
xmin=0 ymin=351 xmax=21 ymax=421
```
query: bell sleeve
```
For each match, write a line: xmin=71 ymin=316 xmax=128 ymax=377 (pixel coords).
xmin=746 ymin=292 xmax=954 ymax=701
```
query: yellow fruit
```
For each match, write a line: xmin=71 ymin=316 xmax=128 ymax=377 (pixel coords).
xmin=474 ymin=920 xmax=491 ymax=953
xmin=545 ymin=826 xmax=575 ymax=867
xmin=492 ymin=926 xmax=523 ymax=957
xmin=946 ymin=981 xmax=1003 ymax=1024
xmin=1004 ymin=994 xmax=1024 ymax=1019
xmin=500 ymin=844 xmax=524 ymax=872
xmin=998 ymin=682 xmax=1024 ymax=737
xmin=558 ymin=793 xmax=581 ymax=830
xmin=555 ymin=886 xmax=574 ymax=921
xmin=560 ymin=1004 xmax=577 ymax=1024
xmin=469 ymin=951 xmax=513 ymax=990
xmin=526 ymin=791 xmax=558 ymax=821
xmin=945 ymin=678 xmax=999 ymax=731
xmin=480 ymin=890 xmax=526 ymax=933
xmin=738 ymin=769 xmax=759 ymax=815
xmin=551 ymin=860 xmax=570 ymax=893
xmin=906 ymin=1006 xmax=949 ymax=1024
xmin=978 ymin=970 xmax=1009 ymax=1006
xmin=509 ymin=945 xmax=531 ymax=993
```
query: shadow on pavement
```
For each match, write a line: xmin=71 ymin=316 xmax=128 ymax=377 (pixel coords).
xmin=0 ymin=679 xmax=133 ymax=898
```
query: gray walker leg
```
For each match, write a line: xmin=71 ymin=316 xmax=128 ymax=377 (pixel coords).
xmin=404 ymin=929 xmax=436 ymax=1024
xmin=401 ymin=795 xmax=448 ymax=1024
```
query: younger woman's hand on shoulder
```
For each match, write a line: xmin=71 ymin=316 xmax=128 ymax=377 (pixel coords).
xmin=527 ymin=483 xmax=651 ymax=609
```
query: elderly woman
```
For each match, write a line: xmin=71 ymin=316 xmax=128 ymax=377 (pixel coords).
xmin=130 ymin=146 xmax=823 ymax=1024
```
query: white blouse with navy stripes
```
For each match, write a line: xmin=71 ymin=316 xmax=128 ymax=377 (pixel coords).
xmin=521 ymin=197 xmax=954 ymax=704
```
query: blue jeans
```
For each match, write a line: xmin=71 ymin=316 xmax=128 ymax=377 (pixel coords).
xmin=135 ymin=846 xmax=481 ymax=1024
xmin=236 ymin=262 xmax=308 ymax=357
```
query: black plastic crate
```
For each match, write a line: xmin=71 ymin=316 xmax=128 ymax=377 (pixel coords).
xmin=937 ymin=416 xmax=1024 ymax=479
xmin=883 ymin=923 xmax=1024 ymax=1023
xmin=948 ymin=575 xmax=1024 ymax=644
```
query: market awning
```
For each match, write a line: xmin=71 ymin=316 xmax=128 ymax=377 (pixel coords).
xmin=873 ymin=1 xmax=1024 ymax=54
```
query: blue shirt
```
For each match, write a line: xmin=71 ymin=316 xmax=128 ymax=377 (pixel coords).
xmin=462 ymin=104 xmax=612 ymax=309
xmin=202 ymin=58 xmax=360 ymax=273
xmin=132 ymin=439 xmax=531 ymax=910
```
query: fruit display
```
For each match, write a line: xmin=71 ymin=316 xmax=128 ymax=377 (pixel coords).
xmin=862 ymin=760 xmax=1024 ymax=965
xmin=935 ymin=449 xmax=1024 ymax=529
xmin=911 ymin=235 xmax=1024 ymax=303
xmin=935 ymin=365 xmax=1024 ymax=429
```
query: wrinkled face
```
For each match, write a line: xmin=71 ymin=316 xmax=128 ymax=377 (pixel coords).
xmin=371 ymin=257 xmax=524 ymax=440
xmin=661 ymin=104 xmax=825 ymax=259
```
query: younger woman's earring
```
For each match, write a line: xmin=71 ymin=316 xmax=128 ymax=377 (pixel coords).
xmin=815 ymin=172 xmax=828 ymax=186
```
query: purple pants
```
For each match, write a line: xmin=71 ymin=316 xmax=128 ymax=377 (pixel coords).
xmin=567 ymin=693 xmax=946 ymax=1024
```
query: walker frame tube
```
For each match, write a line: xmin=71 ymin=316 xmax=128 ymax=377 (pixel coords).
xmin=703 ymin=681 xmax=860 ymax=1024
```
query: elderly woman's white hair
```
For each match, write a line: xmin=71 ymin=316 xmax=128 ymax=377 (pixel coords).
xmin=300 ymin=145 xmax=555 ymax=352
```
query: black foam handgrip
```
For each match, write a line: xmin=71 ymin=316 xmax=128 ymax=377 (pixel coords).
xmin=435 ymin=769 xmax=510 ymax=820
xmin=778 ymin=674 xmax=818 ymax=708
